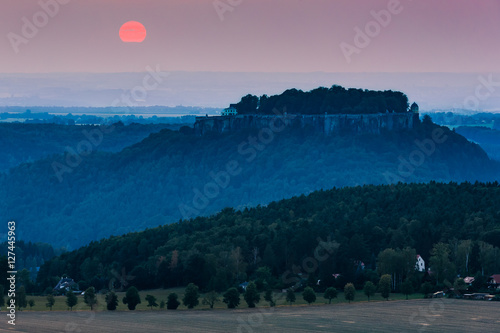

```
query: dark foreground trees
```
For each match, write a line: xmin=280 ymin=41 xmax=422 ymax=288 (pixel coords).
xmin=286 ymin=289 xmax=296 ymax=305
xmin=46 ymin=294 xmax=55 ymax=310
xmin=66 ymin=290 xmax=78 ymax=310
xmin=223 ymin=288 xmax=240 ymax=309
xmin=123 ymin=286 xmax=141 ymax=310
xmin=183 ymin=283 xmax=200 ymax=309
xmin=167 ymin=293 xmax=180 ymax=310
xmin=344 ymin=283 xmax=355 ymax=303
xmin=202 ymin=291 xmax=220 ymax=309
xmin=244 ymin=282 xmax=260 ymax=308
xmin=105 ymin=291 xmax=118 ymax=311
xmin=363 ymin=282 xmax=376 ymax=301
xmin=379 ymin=275 xmax=392 ymax=300
xmin=302 ymin=287 xmax=316 ymax=305
xmin=324 ymin=287 xmax=338 ymax=304
xmin=146 ymin=295 xmax=158 ymax=310
xmin=84 ymin=287 xmax=97 ymax=310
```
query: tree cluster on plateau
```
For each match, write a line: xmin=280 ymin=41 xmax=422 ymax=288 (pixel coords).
xmin=233 ymin=86 xmax=410 ymax=115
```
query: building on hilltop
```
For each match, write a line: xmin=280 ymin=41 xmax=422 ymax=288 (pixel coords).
xmin=221 ymin=105 xmax=238 ymax=116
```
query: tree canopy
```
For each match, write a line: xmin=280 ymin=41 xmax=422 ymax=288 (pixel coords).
xmin=233 ymin=86 xmax=410 ymax=115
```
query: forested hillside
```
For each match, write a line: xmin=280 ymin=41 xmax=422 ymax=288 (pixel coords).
xmin=0 ymin=122 xmax=187 ymax=172
xmin=1 ymin=119 xmax=498 ymax=249
xmin=456 ymin=126 xmax=500 ymax=161
xmin=35 ymin=182 xmax=500 ymax=295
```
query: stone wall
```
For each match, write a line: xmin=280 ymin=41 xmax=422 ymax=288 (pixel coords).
xmin=194 ymin=113 xmax=419 ymax=136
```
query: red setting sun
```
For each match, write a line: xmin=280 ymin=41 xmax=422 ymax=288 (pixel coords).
xmin=119 ymin=21 xmax=147 ymax=43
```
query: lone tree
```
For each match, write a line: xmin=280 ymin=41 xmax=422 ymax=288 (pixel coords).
xmin=363 ymin=281 xmax=376 ymax=301
xmin=223 ymin=287 xmax=240 ymax=309
xmin=183 ymin=283 xmax=200 ymax=309
xmin=17 ymin=286 xmax=27 ymax=310
xmin=286 ymin=289 xmax=296 ymax=305
xmin=379 ymin=275 xmax=392 ymax=300
xmin=146 ymin=295 xmax=158 ymax=310
xmin=324 ymin=287 xmax=338 ymax=304
xmin=159 ymin=300 xmax=165 ymax=309
xmin=105 ymin=292 xmax=119 ymax=311
xmin=244 ymin=282 xmax=260 ymax=308
xmin=302 ymin=287 xmax=316 ymax=305
xmin=46 ymin=294 xmax=55 ymax=311
xmin=264 ymin=289 xmax=275 ymax=307
xmin=123 ymin=286 xmax=141 ymax=310
xmin=400 ymin=279 xmax=414 ymax=300
xmin=66 ymin=290 xmax=78 ymax=310
xmin=28 ymin=299 xmax=35 ymax=310
xmin=84 ymin=287 xmax=98 ymax=310
xmin=167 ymin=293 xmax=180 ymax=310
xmin=344 ymin=283 xmax=356 ymax=303
xmin=202 ymin=291 xmax=220 ymax=309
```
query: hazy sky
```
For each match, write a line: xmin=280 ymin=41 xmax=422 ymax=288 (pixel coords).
xmin=2 ymin=0 xmax=500 ymax=73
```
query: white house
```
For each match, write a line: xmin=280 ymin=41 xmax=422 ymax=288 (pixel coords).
xmin=221 ymin=107 xmax=237 ymax=116
xmin=415 ymin=255 xmax=425 ymax=272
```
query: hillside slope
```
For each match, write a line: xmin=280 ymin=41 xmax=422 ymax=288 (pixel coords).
xmin=36 ymin=182 xmax=500 ymax=293
xmin=1 ymin=120 xmax=498 ymax=248
xmin=0 ymin=122 xmax=186 ymax=172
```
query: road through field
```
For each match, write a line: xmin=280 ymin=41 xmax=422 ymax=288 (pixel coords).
xmin=2 ymin=299 xmax=499 ymax=333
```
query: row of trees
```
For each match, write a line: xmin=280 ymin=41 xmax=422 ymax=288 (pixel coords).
xmin=232 ymin=86 xmax=410 ymax=115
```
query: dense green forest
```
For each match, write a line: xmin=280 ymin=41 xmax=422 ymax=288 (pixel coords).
xmin=1 ymin=119 xmax=498 ymax=249
xmin=0 ymin=122 xmax=188 ymax=172
xmin=32 ymin=182 xmax=500 ymax=296
xmin=232 ymin=86 xmax=411 ymax=115
xmin=455 ymin=126 xmax=500 ymax=161
xmin=0 ymin=241 xmax=62 ymax=290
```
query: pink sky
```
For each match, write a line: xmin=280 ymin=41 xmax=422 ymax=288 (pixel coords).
xmin=1 ymin=0 xmax=500 ymax=73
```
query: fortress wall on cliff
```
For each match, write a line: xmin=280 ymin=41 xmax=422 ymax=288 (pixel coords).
xmin=194 ymin=113 xmax=419 ymax=136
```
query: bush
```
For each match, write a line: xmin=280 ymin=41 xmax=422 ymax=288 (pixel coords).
xmin=167 ymin=293 xmax=180 ymax=310
xmin=223 ymin=288 xmax=240 ymax=309
xmin=244 ymin=282 xmax=260 ymax=308
xmin=183 ymin=283 xmax=200 ymax=309
xmin=363 ymin=281 xmax=376 ymax=301
xmin=286 ymin=289 xmax=296 ymax=305
xmin=344 ymin=283 xmax=355 ymax=303
xmin=302 ymin=287 xmax=316 ymax=304
xmin=122 ymin=286 xmax=141 ymax=310
xmin=379 ymin=275 xmax=391 ymax=300
xmin=105 ymin=291 xmax=118 ymax=311
xmin=324 ymin=287 xmax=338 ymax=304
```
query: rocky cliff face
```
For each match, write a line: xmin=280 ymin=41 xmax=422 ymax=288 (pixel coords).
xmin=194 ymin=113 xmax=419 ymax=136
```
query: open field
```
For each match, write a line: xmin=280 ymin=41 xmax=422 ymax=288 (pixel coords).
xmin=3 ymin=299 xmax=499 ymax=333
